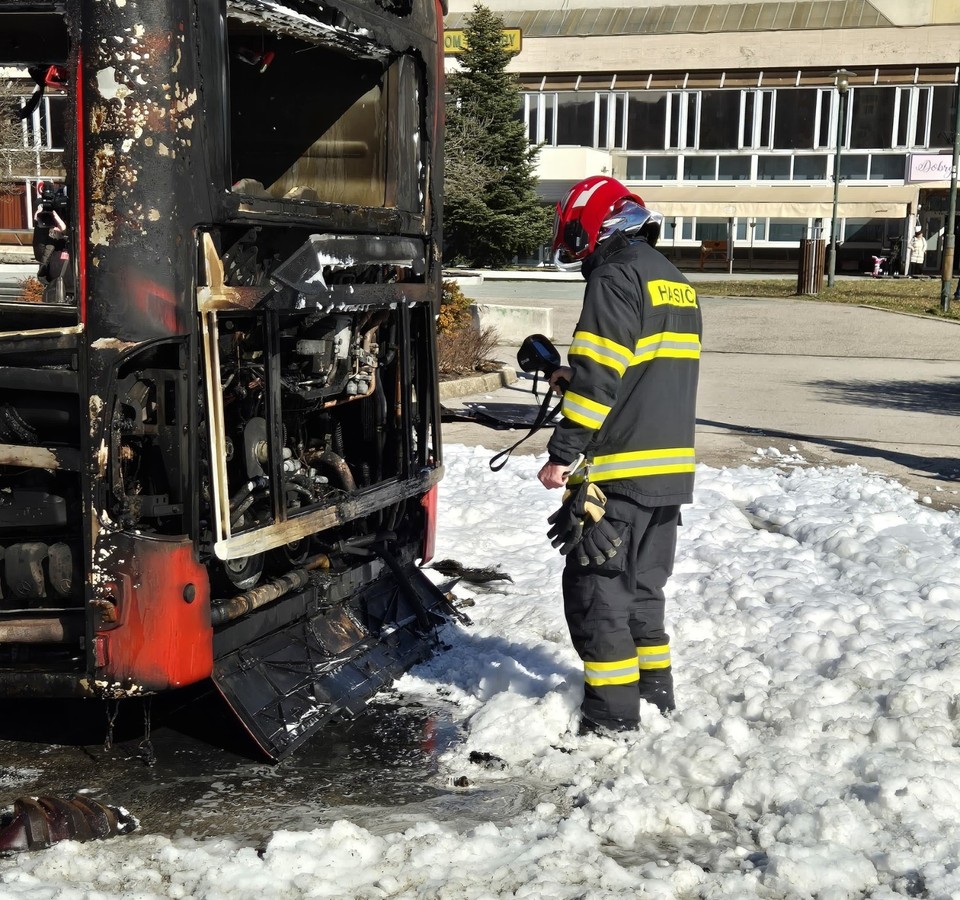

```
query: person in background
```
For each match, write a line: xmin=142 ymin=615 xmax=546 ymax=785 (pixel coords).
xmin=909 ymin=225 xmax=927 ymax=276
xmin=537 ymin=176 xmax=702 ymax=736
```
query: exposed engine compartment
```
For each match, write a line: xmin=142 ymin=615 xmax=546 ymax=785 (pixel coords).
xmin=0 ymin=0 xmax=449 ymax=759
xmin=207 ymin=304 xmax=406 ymax=592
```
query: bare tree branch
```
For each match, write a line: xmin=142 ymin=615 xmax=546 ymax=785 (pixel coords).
xmin=0 ymin=82 xmax=35 ymax=186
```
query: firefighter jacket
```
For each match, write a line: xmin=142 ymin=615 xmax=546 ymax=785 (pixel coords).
xmin=547 ymin=232 xmax=702 ymax=507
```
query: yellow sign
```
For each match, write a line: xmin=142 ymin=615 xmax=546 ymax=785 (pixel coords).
xmin=443 ymin=28 xmax=522 ymax=55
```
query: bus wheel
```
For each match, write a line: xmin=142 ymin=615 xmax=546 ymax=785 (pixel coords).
xmin=218 ymin=553 xmax=265 ymax=592
xmin=267 ymin=539 xmax=310 ymax=573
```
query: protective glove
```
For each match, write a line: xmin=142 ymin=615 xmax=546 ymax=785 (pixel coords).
xmin=546 ymin=482 xmax=608 ymax=556
xmin=574 ymin=517 xmax=624 ymax=567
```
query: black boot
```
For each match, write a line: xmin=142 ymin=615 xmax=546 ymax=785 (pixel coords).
xmin=638 ymin=667 xmax=675 ymax=714
xmin=577 ymin=715 xmax=637 ymax=737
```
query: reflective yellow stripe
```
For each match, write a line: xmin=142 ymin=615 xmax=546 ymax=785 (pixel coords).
xmin=632 ymin=331 xmax=701 ymax=365
xmin=562 ymin=390 xmax=612 ymax=430
xmin=569 ymin=330 xmax=633 ymax=376
xmin=587 ymin=448 xmax=696 ymax=481
xmin=584 ymin=657 xmax=640 ymax=687
xmin=638 ymin=645 xmax=671 ymax=670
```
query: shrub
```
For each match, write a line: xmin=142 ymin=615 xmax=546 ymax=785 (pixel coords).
xmin=17 ymin=277 xmax=44 ymax=304
xmin=438 ymin=279 xmax=473 ymax=335
xmin=436 ymin=279 xmax=501 ymax=375
xmin=437 ymin=324 xmax=500 ymax=376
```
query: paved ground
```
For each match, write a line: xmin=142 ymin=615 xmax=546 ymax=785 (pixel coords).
xmin=442 ymin=278 xmax=960 ymax=511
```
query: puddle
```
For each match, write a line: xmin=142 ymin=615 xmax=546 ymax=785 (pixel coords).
xmin=0 ymin=692 xmax=540 ymax=847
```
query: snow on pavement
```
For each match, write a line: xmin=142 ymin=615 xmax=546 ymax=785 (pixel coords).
xmin=2 ymin=443 xmax=960 ymax=899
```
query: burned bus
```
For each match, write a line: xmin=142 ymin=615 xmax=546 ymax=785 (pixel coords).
xmin=0 ymin=0 xmax=450 ymax=759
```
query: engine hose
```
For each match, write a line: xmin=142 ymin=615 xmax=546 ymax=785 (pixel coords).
xmin=229 ymin=475 xmax=270 ymax=513
xmin=305 ymin=448 xmax=356 ymax=491
xmin=283 ymin=479 xmax=314 ymax=503
xmin=229 ymin=475 xmax=270 ymax=528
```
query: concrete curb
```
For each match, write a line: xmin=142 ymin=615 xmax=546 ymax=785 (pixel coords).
xmin=856 ymin=303 xmax=960 ymax=324
xmin=444 ymin=268 xmax=583 ymax=283
xmin=438 ymin=365 xmax=517 ymax=401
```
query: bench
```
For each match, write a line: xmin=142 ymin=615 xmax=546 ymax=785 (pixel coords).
xmin=699 ymin=240 xmax=728 ymax=269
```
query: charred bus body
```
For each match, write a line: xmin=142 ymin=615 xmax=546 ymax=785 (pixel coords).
xmin=0 ymin=0 xmax=449 ymax=759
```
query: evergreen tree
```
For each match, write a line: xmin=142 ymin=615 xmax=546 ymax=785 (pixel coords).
xmin=443 ymin=4 xmax=551 ymax=267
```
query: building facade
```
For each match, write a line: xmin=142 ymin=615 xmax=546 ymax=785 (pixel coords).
xmin=445 ymin=0 xmax=960 ymax=271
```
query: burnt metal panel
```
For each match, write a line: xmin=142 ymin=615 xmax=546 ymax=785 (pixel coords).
xmin=0 ymin=368 xmax=77 ymax=393
xmin=212 ymin=560 xmax=453 ymax=759
xmin=80 ymin=0 xmax=218 ymax=344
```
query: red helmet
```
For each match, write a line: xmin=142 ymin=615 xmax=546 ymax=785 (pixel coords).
xmin=551 ymin=176 xmax=662 ymax=270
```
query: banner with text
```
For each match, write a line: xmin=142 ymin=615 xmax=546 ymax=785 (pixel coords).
xmin=907 ymin=153 xmax=953 ymax=183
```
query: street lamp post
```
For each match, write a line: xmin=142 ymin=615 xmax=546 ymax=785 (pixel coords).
xmin=725 ymin=204 xmax=736 ymax=275
xmin=939 ymin=80 xmax=960 ymax=313
xmin=827 ymin=69 xmax=854 ymax=288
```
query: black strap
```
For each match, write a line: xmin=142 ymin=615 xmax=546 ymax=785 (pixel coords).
xmin=489 ymin=389 xmax=562 ymax=471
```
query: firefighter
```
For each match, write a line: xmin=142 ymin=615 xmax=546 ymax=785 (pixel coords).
xmin=537 ymin=176 xmax=702 ymax=735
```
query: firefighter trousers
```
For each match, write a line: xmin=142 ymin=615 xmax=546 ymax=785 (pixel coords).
xmin=562 ymin=494 xmax=680 ymax=730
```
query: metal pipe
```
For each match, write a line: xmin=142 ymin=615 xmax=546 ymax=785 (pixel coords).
xmin=0 ymin=614 xmax=83 ymax=644
xmin=304 ymin=448 xmax=357 ymax=491
xmin=210 ymin=552 xmax=331 ymax=625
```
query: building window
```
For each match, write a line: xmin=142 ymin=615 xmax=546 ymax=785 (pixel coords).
xmin=838 ymin=153 xmax=869 ymax=180
xmin=647 ymin=156 xmax=679 ymax=180
xmin=742 ymin=90 xmax=774 ymax=148
xmin=625 ymin=155 xmax=678 ymax=180
xmin=555 ymin=92 xmax=594 ymax=146
xmin=793 ymin=155 xmax=827 ymax=180
xmin=671 ymin=92 xmax=696 ymax=149
xmin=718 ymin=156 xmax=751 ymax=180
xmin=525 ymin=93 xmax=541 ymax=143
xmin=894 ymin=86 xmax=923 ymax=148
xmin=625 ymin=91 xmax=669 ymax=150
xmin=757 ymin=155 xmax=790 ymax=180
xmin=843 ymin=218 xmax=886 ymax=243
xmin=684 ymin=156 xmax=718 ymax=180
xmin=695 ymin=218 xmax=728 ymax=241
xmin=869 ymin=154 xmax=907 ymax=179
xmin=596 ymin=92 xmax=626 ymax=149
xmin=773 ymin=88 xmax=821 ymax=150
xmin=849 ymin=87 xmax=896 ymax=150
xmin=929 ymin=85 xmax=958 ymax=147
xmin=698 ymin=90 xmax=740 ymax=149
xmin=913 ymin=87 xmax=930 ymax=146
xmin=768 ymin=219 xmax=806 ymax=241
